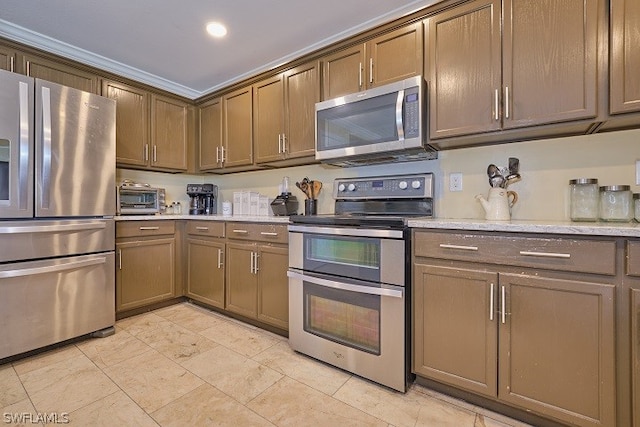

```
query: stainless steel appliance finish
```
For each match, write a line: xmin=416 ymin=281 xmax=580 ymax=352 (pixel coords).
xmin=0 ymin=68 xmax=116 ymax=360
xmin=288 ymin=173 xmax=434 ymax=392
xmin=315 ymin=76 xmax=436 ymax=167
xmin=117 ymin=186 xmax=164 ymax=215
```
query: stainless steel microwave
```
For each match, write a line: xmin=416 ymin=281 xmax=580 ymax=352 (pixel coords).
xmin=315 ymin=76 xmax=436 ymax=166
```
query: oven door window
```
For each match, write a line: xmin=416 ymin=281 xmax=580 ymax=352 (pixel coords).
xmin=304 ymin=234 xmax=380 ymax=282
xmin=303 ymin=281 xmax=381 ymax=355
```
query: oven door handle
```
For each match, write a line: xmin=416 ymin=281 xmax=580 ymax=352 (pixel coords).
xmin=287 ymin=270 xmax=403 ymax=298
xmin=288 ymin=225 xmax=402 ymax=239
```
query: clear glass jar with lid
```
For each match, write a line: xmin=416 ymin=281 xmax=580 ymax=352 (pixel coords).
xmin=634 ymin=193 xmax=640 ymax=222
xmin=599 ymin=185 xmax=633 ymax=222
xmin=569 ymin=178 xmax=599 ymax=221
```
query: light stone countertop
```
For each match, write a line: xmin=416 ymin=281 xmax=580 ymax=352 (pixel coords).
xmin=114 ymin=214 xmax=290 ymax=223
xmin=407 ymin=217 xmax=640 ymax=238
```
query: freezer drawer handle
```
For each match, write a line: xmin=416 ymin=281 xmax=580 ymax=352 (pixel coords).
xmin=0 ymin=256 xmax=107 ymax=279
xmin=287 ymin=270 xmax=403 ymax=298
xmin=0 ymin=221 xmax=107 ymax=234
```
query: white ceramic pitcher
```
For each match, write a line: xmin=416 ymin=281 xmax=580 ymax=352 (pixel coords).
xmin=475 ymin=188 xmax=518 ymax=221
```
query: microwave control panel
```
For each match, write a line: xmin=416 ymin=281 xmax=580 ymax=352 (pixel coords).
xmin=334 ymin=173 xmax=433 ymax=200
xmin=403 ymin=85 xmax=420 ymax=138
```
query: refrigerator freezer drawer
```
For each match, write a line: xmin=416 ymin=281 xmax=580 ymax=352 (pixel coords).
xmin=0 ymin=218 xmax=114 ymax=263
xmin=0 ymin=252 xmax=115 ymax=360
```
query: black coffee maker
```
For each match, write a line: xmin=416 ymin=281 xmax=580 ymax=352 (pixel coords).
xmin=187 ymin=184 xmax=218 ymax=215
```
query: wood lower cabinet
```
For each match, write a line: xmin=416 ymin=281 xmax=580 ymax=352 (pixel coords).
xmin=413 ymin=230 xmax=616 ymax=427
xmin=185 ymin=221 xmax=226 ymax=309
xmin=632 ymin=288 xmax=640 ymax=427
xmin=225 ymin=223 xmax=289 ymax=330
xmin=322 ymin=22 xmax=423 ymax=99
xmin=116 ymin=221 xmax=177 ymax=313
xmin=426 ymin=0 xmax=599 ymax=142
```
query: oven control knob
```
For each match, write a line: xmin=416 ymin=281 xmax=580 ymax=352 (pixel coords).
xmin=398 ymin=181 xmax=408 ymax=190
xmin=347 ymin=183 xmax=356 ymax=192
xmin=338 ymin=183 xmax=346 ymax=192
xmin=412 ymin=180 xmax=422 ymax=189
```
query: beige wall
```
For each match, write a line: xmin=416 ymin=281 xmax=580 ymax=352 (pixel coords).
xmin=117 ymin=128 xmax=640 ymax=221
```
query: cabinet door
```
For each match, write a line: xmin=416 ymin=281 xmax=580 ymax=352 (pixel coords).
xmin=368 ymin=23 xmax=423 ymax=88
xmin=223 ymin=87 xmax=253 ymax=168
xmin=610 ymin=0 xmax=640 ymax=114
xmin=150 ymin=95 xmax=188 ymax=171
xmin=426 ymin=0 xmax=502 ymax=139
xmin=254 ymin=75 xmax=285 ymax=164
xmin=116 ymin=238 xmax=176 ymax=312
xmin=257 ymin=244 xmax=289 ymax=330
xmin=413 ymin=264 xmax=498 ymax=397
xmin=199 ymin=98 xmax=223 ymax=171
xmin=633 ymin=288 xmax=640 ymax=427
xmin=103 ymin=80 xmax=149 ymax=167
xmin=22 ymin=54 xmax=98 ymax=93
xmin=322 ymin=44 xmax=365 ymax=99
xmin=225 ymin=242 xmax=257 ymax=318
xmin=0 ymin=46 xmax=16 ymax=72
xmin=186 ymin=238 xmax=225 ymax=309
xmin=284 ymin=60 xmax=320 ymax=160
xmin=502 ymin=0 xmax=598 ymax=129
xmin=498 ymin=273 xmax=615 ymax=427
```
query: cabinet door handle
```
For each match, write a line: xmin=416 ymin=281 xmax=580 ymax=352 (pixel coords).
xmin=489 ymin=283 xmax=495 ymax=321
xmin=217 ymin=249 xmax=223 ymax=269
xmin=519 ymin=251 xmax=571 ymax=259
xmin=232 ymin=229 xmax=248 ymax=234
xmin=118 ymin=249 xmax=122 ymax=270
xmin=195 ymin=226 xmax=209 ymax=231
xmin=10 ymin=56 xmax=14 ymax=72
xmin=281 ymin=133 xmax=286 ymax=153
xmin=358 ymin=62 xmax=363 ymax=89
xmin=494 ymin=89 xmax=499 ymax=121
xmin=369 ymin=58 xmax=373 ymax=84
xmin=254 ymin=252 xmax=259 ymax=274
xmin=139 ymin=226 xmax=160 ymax=231
xmin=439 ymin=244 xmax=478 ymax=251
xmin=144 ymin=143 xmax=149 ymax=162
xmin=260 ymin=232 xmax=278 ymax=236
xmin=216 ymin=146 xmax=220 ymax=163
xmin=152 ymin=145 xmax=157 ymax=163
xmin=221 ymin=146 xmax=226 ymax=163
xmin=26 ymin=60 xmax=31 ymax=76
xmin=504 ymin=86 xmax=510 ymax=119
xmin=277 ymin=134 xmax=282 ymax=154
xmin=501 ymin=285 xmax=506 ymax=324
xmin=250 ymin=251 xmax=255 ymax=273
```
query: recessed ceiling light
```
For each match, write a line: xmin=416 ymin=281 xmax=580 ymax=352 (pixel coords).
xmin=206 ymin=22 xmax=227 ymax=38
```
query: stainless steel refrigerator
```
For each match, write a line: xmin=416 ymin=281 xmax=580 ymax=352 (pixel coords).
xmin=0 ymin=68 xmax=116 ymax=360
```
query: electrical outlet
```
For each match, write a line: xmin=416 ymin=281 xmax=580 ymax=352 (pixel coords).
xmin=450 ymin=172 xmax=463 ymax=192
xmin=636 ymin=160 xmax=640 ymax=185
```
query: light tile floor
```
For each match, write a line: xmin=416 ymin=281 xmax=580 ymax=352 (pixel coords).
xmin=0 ymin=303 xmax=533 ymax=426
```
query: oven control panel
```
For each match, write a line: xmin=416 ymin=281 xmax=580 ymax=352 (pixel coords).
xmin=333 ymin=173 xmax=433 ymax=199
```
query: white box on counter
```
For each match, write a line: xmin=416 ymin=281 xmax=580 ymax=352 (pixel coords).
xmin=258 ymin=196 xmax=273 ymax=216
xmin=249 ymin=192 xmax=260 ymax=216
xmin=233 ymin=191 xmax=243 ymax=215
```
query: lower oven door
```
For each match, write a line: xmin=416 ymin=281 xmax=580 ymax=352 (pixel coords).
xmin=287 ymin=269 xmax=407 ymax=392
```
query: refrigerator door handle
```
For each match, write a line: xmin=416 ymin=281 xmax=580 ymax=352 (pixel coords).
xmin=18 ymin=81 xmax=30 ymax=210
xmin=0 ymin=255 xmax=107 ymax=279
xmin=41 ymin=86 xmax=52 ymax=209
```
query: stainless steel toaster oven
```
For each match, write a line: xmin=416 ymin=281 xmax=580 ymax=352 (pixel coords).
xmin=117 ymin=186 xmax=165 ymax=215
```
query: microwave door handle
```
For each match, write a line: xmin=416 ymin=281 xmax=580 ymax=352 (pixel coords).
xmin=287 ymin=270 xmax=403 ymax=299
xmin=18 ymin=81 xmax=30 ymax=210
xmin=396 ymin=89 xmax=404 ymax=141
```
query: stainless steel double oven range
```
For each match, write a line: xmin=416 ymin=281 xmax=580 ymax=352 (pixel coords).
xmin=288 ymin=173 xmax=434 ymax=392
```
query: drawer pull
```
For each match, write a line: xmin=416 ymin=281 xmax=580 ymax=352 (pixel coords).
xmin=195 ymin=226 xmax=209 ymax=231
xmin=232 ymin=229 xmax=249 ymax=234
xmin=260 ymin=232 xmax=278 ymax=236
xmin=139 ymin=226 xmax=160 ymax=231
xmin=519 ymin=251 xmax=571 ymax=259
xmin=439 ymin=244 xmax=478 ymax=251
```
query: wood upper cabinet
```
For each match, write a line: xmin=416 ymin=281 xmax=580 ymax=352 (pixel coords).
xmin=427 ymin=0 xmax=599 ymax=139
xmin=198 ymin=97 xmax=223 ymax=171
xmin=323 ymin=22 xmax=423 ymax=99
xmin=223 ymin=86 xmax=253 ymax=169
xmin=0 ymin=46 xmax=16 ymax=72
xmin=103 ymin=80 xmax=149 ymax=167
xmin=150 ymin=94 xmax=188 ymax=171
xmin=610 ymin=0 xmax=640 ymax=114
xmin=21 ymin=53 xmax=98 ymax=93
xmin=254 ymin=60 xmax=320 ymax=165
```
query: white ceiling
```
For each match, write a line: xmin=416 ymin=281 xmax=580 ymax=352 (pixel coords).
xmin=0 ymin=0 xmax=437 ymax=99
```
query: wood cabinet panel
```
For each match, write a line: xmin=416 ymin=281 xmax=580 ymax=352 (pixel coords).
xmin=413 ymin=264 xmax=498 ymax=397
xmin=0 ymin=46 xmax=16 ymax=71
xmin=225 ymin=242 xmax=257 ymax=318
xmin=223 ymin=86 xmax=253 ymax=168
xmin=186 ymin=237 xmax=225 ymax=309
xmin=186 ymin=220 xmax=225 ymax=238
xmin=254 ymin=75 xmax=285 ymax=163
xmin=256 ymin=245 xmax=289 ymax=330
xmin=151 ymin=94 xmax=188 ymax=171
xmin=22 ymin=54 xmax=98 ymax=93
xmin=610 ymin=0 xmax=640 ymax=114
xmin=116 ymin=220 xmax=175 ymax=238
xmin=225 ymin=222 xmax=288 ymax=244
xmin=632 ymin=288 xmax=640 ymax=427
xmin=499 ymin=273 xmax=616 ymax=427
xmin=103 ymin=80 xmax=149 ymax=167
xmin=198 ymin=97 xmax=223 ymax=171
xmin=322 ymin=45 xmax=364 ymax=100
xmin=369 ymin=22 xmax=423 ymax=88
xmin=283 ymin=61 xmax=320 ymax=161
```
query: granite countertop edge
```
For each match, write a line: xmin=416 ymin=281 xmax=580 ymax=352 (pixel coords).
xmin=114 ymin=214 xmax=290 ymax=223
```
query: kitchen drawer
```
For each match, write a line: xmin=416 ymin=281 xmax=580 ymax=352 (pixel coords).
xmin=414 ymin=231 xmax=616 ymax=275
xmin=187 ymin=221 xmax=225 ymax=238
xmin=116 ymin=220 xmax=175 ymax=238
xmin=627 ymin=240 xmax=640 ymax=277
xmin=225 ymin=222 xmax=288 ymax=244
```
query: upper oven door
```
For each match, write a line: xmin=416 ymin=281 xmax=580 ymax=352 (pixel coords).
xmin=289 ymin=224 xmax=405 ymax=286
xmin=315 ymin=76 xmax=424 ymax=161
